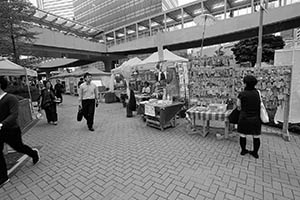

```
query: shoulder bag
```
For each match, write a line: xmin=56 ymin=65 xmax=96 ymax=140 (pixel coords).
xmin=228 ymin=107 xmax=240 ymax=124
xmin=257 ymin=90 xmax=269 ymax=123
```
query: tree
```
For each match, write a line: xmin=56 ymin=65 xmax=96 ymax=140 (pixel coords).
xmin=231 ymin=35 xmax=285 ymax=67
xmin=0 ymin=0 xmax=38 ymax=64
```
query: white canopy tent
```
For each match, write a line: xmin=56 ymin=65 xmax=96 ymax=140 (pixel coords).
xmin=136 ymin=49 xmax=188 ymax=71
xmin=0 ymin=57 xmax=37 ymax=77
xmin=109 ymin=57 xmax=142 ymax=91
xmin=140 ymin=49 xmax=188 ymax=64
xmin=111 ymin=57 xmax=142 ymax=76
xmin=0 ymin=57 xmax=38 ymax=105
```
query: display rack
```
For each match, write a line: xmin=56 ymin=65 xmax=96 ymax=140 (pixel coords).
xmin=189 ymin=65 xmax=292 ymax=141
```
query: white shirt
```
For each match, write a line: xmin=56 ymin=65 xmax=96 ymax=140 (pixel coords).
xmin=0 ymin=92 xmax=7 ymax=101
xmin=78 ymin=82 xmax=98 ymax=101
xmin=142 ymin=87 xmax=151 ymax=94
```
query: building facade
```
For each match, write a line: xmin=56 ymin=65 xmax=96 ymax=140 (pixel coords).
xmin=73 ymin=0 xmax=178 ymax=32
xmin=36 ymin=0 xmax=75 ymax=19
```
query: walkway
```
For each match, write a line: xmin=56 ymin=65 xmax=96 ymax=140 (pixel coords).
xmin=1 ymin=95 xmax=300 ymax=200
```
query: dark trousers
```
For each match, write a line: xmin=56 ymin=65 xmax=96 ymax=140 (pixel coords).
xmin=44 ymin=104 xmax=57 ymax=123
xmin=55 ymin=92 xmax=63 ymax=103
xmin=0 ymin=127 xmax=35 ymax=179
xmin=126 ymin=104 xmax=133 ymax=117
xmin=82 ymin=99 xmax=95 ymax=129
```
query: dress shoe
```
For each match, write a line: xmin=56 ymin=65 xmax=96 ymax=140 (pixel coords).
xmin=32 ymin=148 xmax=40 ymax=164
xmin=89 ymin=128 xmax=95 ymax=131
xmin=0 ymin=177 xmax=10 ymax=188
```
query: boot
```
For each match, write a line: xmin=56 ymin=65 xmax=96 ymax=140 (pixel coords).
xmin=250 ymin=138 xmax=260 ymax=159
xmin=239 ymin=137 xmax=248 ymax=155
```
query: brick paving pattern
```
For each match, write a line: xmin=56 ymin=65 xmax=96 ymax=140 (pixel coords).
xmin=1 ymin=95 xmax=300 ymax=200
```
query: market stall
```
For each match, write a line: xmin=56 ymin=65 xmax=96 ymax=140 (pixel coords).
xmin=135 ymin=49 xmax=189 ymax=101
xmin=107 ymin=57 xmax=142 ymax=104
xmin=186 ymin=105 xmax=233 ymax=139
xmin=51 ymin=66 xmax=110 ymax=96
xmin=188 ymin=64 xmax=292 ymax=140
xmin=144 ymin=100 xmax=184 ymax=131
xmin=131 ymin=49 xmax=188 ymax=130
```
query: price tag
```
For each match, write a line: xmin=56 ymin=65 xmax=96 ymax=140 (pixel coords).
xmin=145 ymin=104 xmax=156 ymax=117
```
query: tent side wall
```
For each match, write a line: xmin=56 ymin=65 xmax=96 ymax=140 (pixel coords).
xmin=274 ymin=48 xmax=300 ymax=123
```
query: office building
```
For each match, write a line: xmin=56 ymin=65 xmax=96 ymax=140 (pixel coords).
xmin=74 ymin=0 xmax=178 ymax=32
xmin=35 ymin=0 xmax=75 ymax=19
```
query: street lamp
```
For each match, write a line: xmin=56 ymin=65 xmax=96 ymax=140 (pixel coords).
xmin=193 ymin=13 xmax=217 ymax=65
xmin=256 ymin=0 xmax=268 ymax=67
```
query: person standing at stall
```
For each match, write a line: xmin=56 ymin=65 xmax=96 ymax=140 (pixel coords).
xmin=0 ymin=76 xmax=40 ymax=188
xmin=126 ymin=83 xmax=137 ymax=118
xmin=237 ymin=75 xmax=261 ymax=159
xmin=39 ymin=80 xmax=58 ymax=125
xmin=78 ymin=73 xmax=99 ymax=131
xmin=142 ymin=81 xmax=151 ymax=94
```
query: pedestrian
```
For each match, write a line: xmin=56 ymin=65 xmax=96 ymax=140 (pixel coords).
xmin=0 ymin=76 xmax=40 ymax=188
xmin=78 ymin=73 xmax=99 ymax=131
xmin=126 ymin=83 xmax=136 ymax=118
xmin=54 ymin=79 xmax=64 ymax=104
xmin=237 ymin=75 xmax=261 ymax=159
xmin=39 ymin=80 xmax=58 ymax=125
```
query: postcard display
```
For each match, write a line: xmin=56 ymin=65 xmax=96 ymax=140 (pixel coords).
xmin=189 ymin=65 xmax=292 ymax=141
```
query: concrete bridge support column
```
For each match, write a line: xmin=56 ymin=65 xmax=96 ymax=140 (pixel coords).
xmin=103 ymin=59 xmax=118 ymax=72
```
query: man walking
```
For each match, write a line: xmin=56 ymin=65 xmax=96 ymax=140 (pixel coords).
xmin=54 ymin=79 xmax=64 ymax=104
xmin=0 ymin=76 xmax=40 ymax=188
xmin=78 ymin=73 xmax=99 ymax=131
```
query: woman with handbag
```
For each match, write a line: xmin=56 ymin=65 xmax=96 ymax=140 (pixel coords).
xmin=237 ymin=75 xmax=262 ymax=159
xmin=38 ymin=81 xmax=58 ymax=125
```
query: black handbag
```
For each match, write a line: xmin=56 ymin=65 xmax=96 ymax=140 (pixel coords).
xmin=77 ymin=107 xmax=83 ymax=122
xmin=228 ymin=108 xmax=240 ymax=124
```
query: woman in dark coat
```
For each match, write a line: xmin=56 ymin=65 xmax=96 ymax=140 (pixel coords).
xmin=39 ymin=81 xmax=58 ymax=125
xmin=237 ymin=75 xmax=261 ymax=159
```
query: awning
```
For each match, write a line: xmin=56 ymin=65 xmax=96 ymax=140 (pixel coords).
xmin=0 ymin=57 xmax=37 ymax=77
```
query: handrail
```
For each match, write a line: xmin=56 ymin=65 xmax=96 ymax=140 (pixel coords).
xmin=107 ymin=0 xmax=295 ymax=47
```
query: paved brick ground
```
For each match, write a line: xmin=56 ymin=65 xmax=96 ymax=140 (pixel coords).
xmin=1 ymin=95 xmax=300 ymax=200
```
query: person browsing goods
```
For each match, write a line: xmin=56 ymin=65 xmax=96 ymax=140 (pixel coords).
xmin=78 ymin=73 xmax=99 ymax=131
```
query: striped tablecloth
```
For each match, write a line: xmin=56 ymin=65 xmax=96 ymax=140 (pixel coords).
xmin=187 ymin=106 xmax=233 ymax=121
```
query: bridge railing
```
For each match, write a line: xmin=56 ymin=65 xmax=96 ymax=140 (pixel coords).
xmin=106 ymin=0 xmax=298 ymax=48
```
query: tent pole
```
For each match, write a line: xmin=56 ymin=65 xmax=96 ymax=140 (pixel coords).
xmin=24 ymin=67 xmax=34 ymax=116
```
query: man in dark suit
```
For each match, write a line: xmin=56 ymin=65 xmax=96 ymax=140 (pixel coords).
xmin=0 ymin=76 xmax=40 ymax=188
xmin=54 ymin=79 xmax=64 ymax=104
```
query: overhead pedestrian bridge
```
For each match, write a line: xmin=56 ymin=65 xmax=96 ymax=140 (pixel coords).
xmin=25 ymin=0 xmax=300 ymax=60
xmin=105 ymin=0 xmax=300 ymax=54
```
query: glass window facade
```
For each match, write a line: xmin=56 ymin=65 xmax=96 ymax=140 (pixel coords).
xmin=36 ymin=0 xmax=75 ymax=19
xmin=73 ymin=0 xmax=178 ymax=32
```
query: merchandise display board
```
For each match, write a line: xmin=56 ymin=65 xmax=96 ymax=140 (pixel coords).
xmin=190 ymin=66 xmax=235 ymax=104
xmin=189 ymin=65 xmax=292 ymax=140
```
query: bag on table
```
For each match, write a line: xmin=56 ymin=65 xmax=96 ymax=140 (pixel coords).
xmin=77 ymin=107 xmax=83 ymax=122
xmin=258 ymin=90 xmax=269 ymax=123
xmin=228 ymin=107 xmax=240 ymax=124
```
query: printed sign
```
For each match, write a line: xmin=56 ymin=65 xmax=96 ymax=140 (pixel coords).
xmin=145 ymin=104 xmax=156 ymax=117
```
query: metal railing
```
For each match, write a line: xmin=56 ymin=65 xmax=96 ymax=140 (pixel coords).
xmin=106 ymin=0 xmax=296 ymax=48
